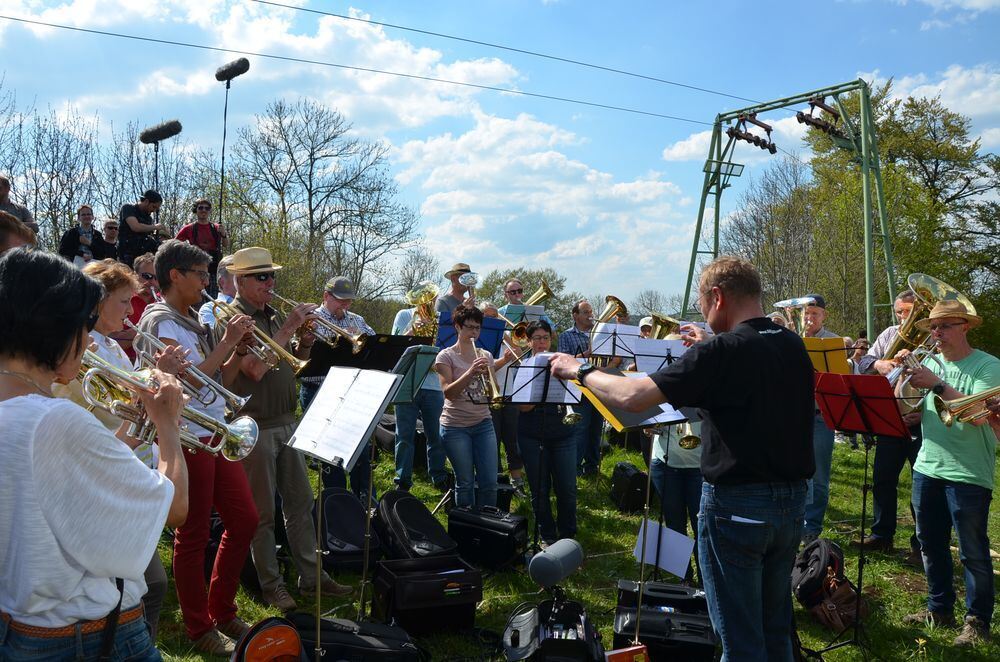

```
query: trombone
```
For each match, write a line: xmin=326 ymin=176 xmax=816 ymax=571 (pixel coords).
xmin=126 ymin=319 xmax=250 ymax=414
xmin=269 ymin=290 xmax=367 ymax=355
xmin=80 ymin=360 xmax=258 ymax=461
xmin=933 ymin=385 xmax=1000 ymax=427
xmin=211 ymin=299 xmax=309 ymax=373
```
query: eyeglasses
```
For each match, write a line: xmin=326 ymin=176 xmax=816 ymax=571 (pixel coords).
xmin=180 ymin=268 xmax=211 ymax=282
xmin=196 ymin=205 xmax=211 ymax=211
xmin=246 ymin=272 xmax=276 ymax=282
xmin=928 ymin=322 xmax=966 ymax=332
xmin=462 ymin=324 xmax=482 ymax=331
xmin=104 ymin=226 xmax=118 ymax=231
xmin=530 ymin=335 xmax=551 ymax=341
xmin=506 ymin=288 xmax=523 ymax=295
xmin=138 ymin=272 xmax=156 ymax=281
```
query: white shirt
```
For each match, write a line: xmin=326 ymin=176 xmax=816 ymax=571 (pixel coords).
xmin=0 ymin=395 xmax=173 ymax=626
xmin=156 ymin=319 xmax=228 ymax=438
xmin=391 ymin=308 xmax=442 ymax=392
xmin=199 ymin=292 xmax=234 ymax=328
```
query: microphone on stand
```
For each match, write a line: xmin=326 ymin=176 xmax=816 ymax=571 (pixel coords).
xmin=139 ymin=120 xmax=183 ymax=145
xmin=527 ymin=539 xmax=584 ymax=589
xmin=215 ymin=57 xmax=250 ymax=82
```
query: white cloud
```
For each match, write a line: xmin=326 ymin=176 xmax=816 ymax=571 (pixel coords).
xmin=980 ymin=127 xmax=1000 ymax=148
xmin=910 ymin=0 xmax=1000 ymax=9
xmin=661 ymin=130 xmax=711 ymax=162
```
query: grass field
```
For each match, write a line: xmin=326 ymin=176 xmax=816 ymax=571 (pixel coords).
xmin=154 ymin=439 xmax=1000 ymax=661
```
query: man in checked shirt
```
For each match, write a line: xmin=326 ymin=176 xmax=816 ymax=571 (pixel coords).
xmin=298 ymin=276 xmax=377 ymax=503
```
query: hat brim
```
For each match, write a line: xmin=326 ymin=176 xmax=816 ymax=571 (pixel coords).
xmin=915 ymin=313 xmax=982 ymax=331
xmin=444 ymin=269 xmax=471 ymax=278
xmin=231 ymin=263 xmax=283 ymax=275
xmin=327 ymin=291 xmax=357 ymax=300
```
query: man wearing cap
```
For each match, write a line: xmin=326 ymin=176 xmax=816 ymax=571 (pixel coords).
xmin=118 ymin=189 xmax=168 ymax=268
xmin=299 ymin=276 xmax=377 ymax=502
xmin=900 ymin=301 xmax=1000 ymax=647
xmin=199 ymin=255 xmax=237 ymax=327
xmin=800 ymin=293 xmax=841 ymax=544
xmin=436 ymin=263 xmax=475 ymax=316
xmin=221 ymin=247 xmax=352 ymax=612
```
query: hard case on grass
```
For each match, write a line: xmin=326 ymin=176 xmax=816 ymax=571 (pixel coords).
xmin=320 ymin=487 xmax=382 ymax=573
xmin=286 ymin=612 xmax=424 ymax=661
xmin=371 ymin=554 xmax=483 ymax=635
xmin=612 ymin=580 xmax=717 ymax=660
xmin=534 ymin=597 xmax=605 ymax=661
xmin=495 ymin=475 xmax=515 ymax=513
xmin=376 ymin=489 xmax=458 ymax=559
xmin=609 ymin=462 xmax=647 ymax=513
xmin=447 ymin=505 xmax=528 ymax=569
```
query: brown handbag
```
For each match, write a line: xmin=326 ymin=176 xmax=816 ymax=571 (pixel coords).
xmin=808 ymin=568 xmax=869 ymax=631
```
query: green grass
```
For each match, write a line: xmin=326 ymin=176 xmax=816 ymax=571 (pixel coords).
xmin=154 ymin=441 xmax=1000 ymax=661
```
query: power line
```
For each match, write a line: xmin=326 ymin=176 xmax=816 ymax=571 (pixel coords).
xmin=252 ymin=0 xmax=761 ymax=105
xmin=0 ymin=14 xmax=712 ymax=126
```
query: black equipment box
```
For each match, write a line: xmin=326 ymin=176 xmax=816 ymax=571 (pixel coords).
xmin=612 ymin=579 xmax=717 ymax=661
xmin=535 ymin=597 xmax=605 ymax=661
xmin=319 ymin=487 xmax=381 ymax=573
xmin=448 ymin=505 xmax=527 ymax=569
xmin=610 ymin=462 xmax=647 ymax=513
xmin=376 ymin=489 xmax=457 ymax=559
xmin=372 ymin=555 xmax=482 ymax=635
xmin=287 ymin=612 xmax=423 ymax=661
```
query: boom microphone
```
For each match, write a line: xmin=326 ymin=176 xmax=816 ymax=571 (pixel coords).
xmin=215 ymin=57 xmax=250 ymax=82
xmin=528 ymin=539 xmax=584 ymax=589
xmin=139 ymin=120 xmax=183 ymax=145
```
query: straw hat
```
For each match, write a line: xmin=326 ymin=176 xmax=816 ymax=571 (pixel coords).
xmin=229 ymin=247 xmax=283 ymax=275
xmin=444 ymin=262 xmax=471 ymax=278
xmin=914 ymin=300 xmax=982 ymax=331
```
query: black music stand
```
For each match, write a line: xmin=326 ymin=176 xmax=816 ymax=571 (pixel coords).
xmin=299 ymin=334 xmax=429 ymax=376
xmin=812 ymin=372 xmax=907 ymax=657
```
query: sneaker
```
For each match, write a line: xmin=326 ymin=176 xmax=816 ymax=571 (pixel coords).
xmin=954 ymin=615 xmax=990 ymax=647
xmin=216 ymin=616 xmax=250 ymax=642
xmin=299 ymin=574 xmax=353 ymax=598
xmin=902 ymin=609 xmax=956 ymax=628
xmin=193 ymin=629 xmax=236 ymax=657
xmin=263 ymin=584 xmax=298 ymax=612
xmin=850 ymin=535 xmax=892 ymax=552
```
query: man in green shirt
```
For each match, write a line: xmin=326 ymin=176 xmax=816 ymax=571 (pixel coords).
xmin=901 ymin=300 xmax=1000 ymax=648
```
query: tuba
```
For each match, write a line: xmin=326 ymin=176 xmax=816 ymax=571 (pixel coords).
xmin=773 ymin=297 xmax=816 ymax=337
xmin=883 ymin=274 xmax=976 ymax=360
xmin=403 ymin=280 xmax=440 ymax=337
xmin=649 ymin=313 xmax=684 ymax=340
xmin=933 ymin=386 xmax=1000 ymax=427
xmin=523 ymin=280 xmax=553 ymax=307
xmin=269 ymin=290 xmax=367 ymax=355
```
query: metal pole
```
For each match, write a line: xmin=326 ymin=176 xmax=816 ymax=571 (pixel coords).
xmin=681 ymin=122 xmax=721 ymax=318
xmin=859 ymin=85 xmax=876 ymax=340
xmin=218 ymin=81 xmax=231 ymax=228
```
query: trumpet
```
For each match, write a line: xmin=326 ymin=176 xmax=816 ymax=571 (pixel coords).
xmin=889 ymin=343 xmax=944 ymax=413
xmin=470 ymin=340 xmax=504 ymax=410
xmin=269 ymin=290 xmax=367 ymax=355
xmin=126 ymin=319 xmax=250 ymax=414
xmin=211 ymin=299 xmax=309 ymax=373
xmin=676 ymin=421 xmax=701 ymax=449
xmin=933 ymin=385 xmax=1000 ymax=427
xmin=80 ymin=361 xmax=258 ymax=461
xmin=561 ymin=404 xmax=582 ymax=425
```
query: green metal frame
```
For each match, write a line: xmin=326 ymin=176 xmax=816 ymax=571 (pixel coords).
xmin=679 ymin=79 xmax=897 ymax=339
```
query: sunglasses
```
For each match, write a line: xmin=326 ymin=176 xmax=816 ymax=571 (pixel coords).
xmin=196 ymin=205 xmax=211 ymax=211
xmin=247 ymin=272 xmax=276 ymax=282
xmin=506 ymin=288 xmax=523 ymax=295
xmin=928 ymin=322 xmax=966 ymax=332
xmin=138 ymin=272 xmax=156 ymax=281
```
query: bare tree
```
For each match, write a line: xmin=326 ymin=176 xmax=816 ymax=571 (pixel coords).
xmin=397 ymin=245 xmax=441 ymax=295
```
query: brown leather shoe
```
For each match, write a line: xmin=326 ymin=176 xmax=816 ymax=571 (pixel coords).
xmin=193 ymin=629 xmax=236 ymax=657
xmin=850 ymin=536 xmax=892 ymax=552
xmin=902 ymin=609 xmax=956 ymax=628
xmin=299 ymin=574 xmax=353 ymax=598
xmin=216 ymin=616 xmax=250 ymax=642
xmin=954 ymin=616 xmax=990 ymax=647
xmin=263 ymin=584 xmax=298 ymax=611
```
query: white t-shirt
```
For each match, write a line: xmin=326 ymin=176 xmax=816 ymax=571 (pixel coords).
xmin=155 ymin=319 xmax=228 ymax=438
xmin=391 ymin=308 xmax=442 ymax=392
xmin=0 ymin=395 xmax=173 ymax=626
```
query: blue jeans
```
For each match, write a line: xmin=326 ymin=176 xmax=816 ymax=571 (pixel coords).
xmin=574 ymin=400 xmax=604 ymax=475
xmin=650 ymin=459 xmax=702 ymax=581
xmin=870 ymin=429 xmax=921 ymax=549
xmin=804 ymin=413 xmax=834 ymax=536
xmin=698 ymin=480 xmax=807 ymax=662
xmin=300 ymin=381 xmax=374 ymax=503
xmin=519 ymin=432 xmax=577 ymax=542
xmin=394 ymin=388 xmax=448 ymax=489
xmin=442 ymin=418 xmax=498 ymax=508
xmin=912 ymin=471 xmax=994 ymax=622
xmin=0 ymin=608 xmax=162 ymax=661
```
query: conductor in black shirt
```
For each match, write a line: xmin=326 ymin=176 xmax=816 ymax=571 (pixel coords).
xmin=549 ymin=256 xmax=815 ymax=662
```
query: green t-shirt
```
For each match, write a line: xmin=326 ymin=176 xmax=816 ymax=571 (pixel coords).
xmin=914 ymin=349 xmax=1000 ymax=490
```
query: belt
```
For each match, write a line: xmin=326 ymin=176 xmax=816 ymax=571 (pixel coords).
xmin=2 ymin=604 xmax=143 ymax=638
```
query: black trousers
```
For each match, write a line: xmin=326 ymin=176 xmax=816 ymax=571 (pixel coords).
xmin=870 ymin=426 xmax=922 ymax=550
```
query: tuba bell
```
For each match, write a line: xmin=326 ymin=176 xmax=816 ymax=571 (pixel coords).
xmin=523 ymin=280 xmax=553 ymax=307
xmin=649 ymin=313 xmax=683 ymax=340
xmin=883 ymin=273 xmax=976 ymax=361
xmin=403 ymin=280 xmax=440 ymax=337
xmin=773 ymin=297 xmax=816 ymax=337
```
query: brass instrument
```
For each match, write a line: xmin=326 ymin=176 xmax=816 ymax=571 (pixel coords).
xmin=889 ymin=344 xmax=944 ymax=414
xmin=649 ymin=312 xmax=684 ymax=340
xmin=523 ymin=280 xmax=553 ymax=306
xmin=80 ymin=360 xmax=258 ymax=461
xmin=470 ymin=340 xmax=504 ymax=410
xmin=125 ymin=319 xmax=250 ymax=413
xmin=561 ymin=405 xmax=582 ymax=425
xmin=676 ymin=421 xmax=701 ymax=449
xmin=211 ymin=299 xmax=309 ymax=373
xmin=773 ymin=296 xmax=816 ymax=337
xmin=494 ymin=310 xmax=531 ymax=349
xmin=933 ymin=386 xmax=1000 ymax=427
xmin=403 ymin=280 xmax=440 ymax=337
xmin=589 ymin=295 xmax=628 ymax=366
xmin=883 ymin=274 xmax=976 ymax=360
xmin=269 ymin=290 xmax=366 ymax=355
xmin=458 ymin=271 xmax=480 ymax=300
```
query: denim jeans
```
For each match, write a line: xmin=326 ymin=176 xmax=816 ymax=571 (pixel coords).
xmin=394 ymin=388 xmax=448 ymax=489
xmin=870 ymin=428 xmax=921 ymax=549
xmin=912 ymin=471 xmax=994 ymax=622
xmin=0 ymin=609 xmax=162 ymax=661
xmin=698 ymin=480 xmax=807 ymax=662
xmin=519 ymin=432 xmax=577 ymax=542
xmin=574 ymin=400 xmax=604 ymax=475
xmin=300 ymin=381 xmax=374 ymax=503
xmin=804 ymin=413 xmax=834 ymax=536
xmin=442 ymin=418 xmax=498 ymax=508
xmin=492 ymin=405 xmax=524 ymax=472
xmin=650 ymin=459 xmax=702 ymax=582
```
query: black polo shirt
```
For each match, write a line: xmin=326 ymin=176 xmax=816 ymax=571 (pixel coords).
xmin=117 ymin=203 xmax=155 ymax=257
xmin=650 ymin=317 xmax=815 ymax=485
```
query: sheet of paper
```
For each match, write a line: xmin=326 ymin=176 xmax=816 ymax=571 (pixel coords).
xmin=623 ymin=372 xmax=686 ymax=426
xmin=508 ymin=353 xmax=583 ymax=404
xmin=633 ymin=519 xmax=696 ymax=578
xmin=591 ymin=323 xmax=641 ymax=358
xmin=631 ymin=338 xmax=688 ymax=373
xmin=523 ymin=304 xmax=545 ymax=322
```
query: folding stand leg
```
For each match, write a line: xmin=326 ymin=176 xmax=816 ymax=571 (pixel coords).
xmin=357 ymin=438 xmax=379 ymax=621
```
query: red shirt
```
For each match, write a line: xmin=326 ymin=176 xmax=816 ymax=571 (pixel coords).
xmin=176 ymin=222 xmax=221 ymax=253
xmin=120 ymin=295 xmax=151 ymax=361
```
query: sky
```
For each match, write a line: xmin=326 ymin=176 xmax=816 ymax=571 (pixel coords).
xmin=0 ymin=0 xmax=998 ymax=303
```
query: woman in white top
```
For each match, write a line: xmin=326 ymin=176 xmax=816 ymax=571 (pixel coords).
xmin=0 ymin=248 xmax=188 ymax=661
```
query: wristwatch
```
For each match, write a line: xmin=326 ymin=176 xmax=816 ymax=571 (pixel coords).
xmin=931 ymin=381 xmax=946 ymax=396
xmin=576 ymin=362 xmax=597 ymax=385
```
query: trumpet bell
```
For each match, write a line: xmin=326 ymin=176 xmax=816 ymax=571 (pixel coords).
xmin=405 ymin=281 xmax=439 ymax=308
xmin=220 ymin=416 xmax=259 ymax=461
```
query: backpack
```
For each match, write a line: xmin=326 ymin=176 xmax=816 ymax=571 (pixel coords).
xmin=231 ymin=616 xmax=305 ymax=661
xmin=376 ymin=489 xmax=457 ymax=559
xmin=791 ymin=538 xmax=844 ymax=608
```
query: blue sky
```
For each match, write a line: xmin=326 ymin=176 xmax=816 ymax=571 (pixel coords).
xmin=0 ymin=0 xmax=998 ymax=302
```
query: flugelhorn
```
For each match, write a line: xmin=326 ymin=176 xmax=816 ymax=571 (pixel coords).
xmin=933 ymin=386 xmax=1000 ymax=427
xmin=126 ymin=319 xmax=250 ymax=413
xmin=269 ymin=290 xmax=366 ymax=355
xmin=211 ymin=299 xmax=309 ymax=373
xmin=458 ymin=272 xmax=479 ymax=300
xmin=471 ymin=341 xmax=505 ymax=410
xmin=80 ymin=361 xmax=258 ymax=461
xmin=889 ymin=343 xmax=944 ymax=414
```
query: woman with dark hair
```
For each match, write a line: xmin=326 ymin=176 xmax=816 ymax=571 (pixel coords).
xmin=0 ymin=247 xmax=188 ymax=661
xmin=435 ymin=304 xmax=514 ymax=507
xmin=136 ymin=239 xmax=259 ymax=656
xmin=516 ymin=320 xmax=578 ymax=544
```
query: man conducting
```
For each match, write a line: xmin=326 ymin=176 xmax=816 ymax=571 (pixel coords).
xmin=549 ymin=256 xmax=815 ymax=661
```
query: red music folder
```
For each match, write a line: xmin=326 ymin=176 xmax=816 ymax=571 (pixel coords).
xmin=814 ymin=372 xmax=908 ymax=438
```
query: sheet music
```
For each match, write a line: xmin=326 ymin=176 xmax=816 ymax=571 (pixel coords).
xmin=523 ymin=304 xmax=544 ymax=321
xmin=509 ymin=353 xmax=583 ymax=404
xmin=591 ymin=323 xmax=641 ymax=357
xmin=624 ymin=371 xmax=686 ymax=425
xmin=290 ymin=367 xmax=401 ymax=470
xmin=631 ymin=338 xmax=688 ymax=374
xmin=633 ymin=519 xmax=695 ymax=577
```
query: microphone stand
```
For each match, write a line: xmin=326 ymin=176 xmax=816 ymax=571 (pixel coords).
xmin=217 ymin=78 xmax=233 ymax=233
